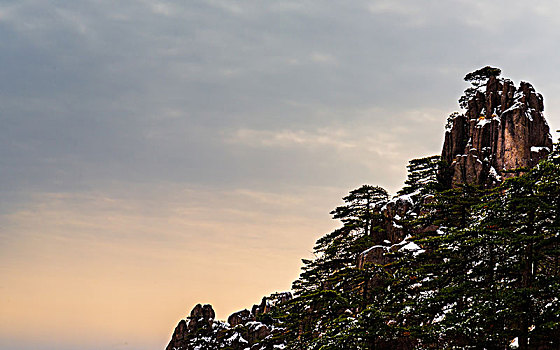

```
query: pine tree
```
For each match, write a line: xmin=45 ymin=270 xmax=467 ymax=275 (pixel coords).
xmin=392 ymin=183 xmax=491 ymax=348
xmin=293 ymin=185 xmax=389 ymax=296
xmin=285 ymin=185 xmax=389 ymax=348
xmin=398 ymin=155 xmax=442 ymax=197
xmin=459 ymin=66 xmax=501 ymax=109
xmin=397 ymin=157 xmax=560 ymax=349
xmin=487 ymin=159 xmax=560 ymax=349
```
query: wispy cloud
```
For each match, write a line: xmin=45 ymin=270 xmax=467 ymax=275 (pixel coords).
xmin=149 ymin=2 xmax=176 ymax=17
xmin=225 ymin=107 xmax=446 ymax=154
xmin=367 ymin=1 xmax=419 ymax=15
xmin=226 ymin=127 xmax=354 ymax=150
xmin=310 ymin=52 xmax=337 ymax=64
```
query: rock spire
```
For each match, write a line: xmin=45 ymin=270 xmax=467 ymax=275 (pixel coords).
xmin=439 ymin=69 xmax=552 ymax=187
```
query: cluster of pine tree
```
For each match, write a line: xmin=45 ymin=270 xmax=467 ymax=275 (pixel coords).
xmin=256 ymin=150 xmax=560 ymax=349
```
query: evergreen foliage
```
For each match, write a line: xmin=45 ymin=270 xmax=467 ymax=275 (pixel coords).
xmin=459 ymin=65 xmax=501 ymax=109
xmin=259 ymin=148 xmax=560 ymax=350
xmin=283 ymin=185 xmax=390 ymax=348
xmin=463 ymin=66 xmax=502 ymax=85
xmin=398 ymin=155 xmax=442 ymax=197
xmin=393 ymin=156 xmax=560 ymax=349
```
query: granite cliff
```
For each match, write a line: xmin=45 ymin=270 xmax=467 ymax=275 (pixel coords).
xmin=440 ymin=68 xmax=552 ymax=187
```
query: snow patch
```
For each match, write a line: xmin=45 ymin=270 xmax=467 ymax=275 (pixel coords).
xmin=531 ymin=146 xmax=550 ymax=153
xmin=476 ymin=118 xmax=491 ymax=127
xmin=489 ymin=166 xmax=501 ymax=181
xmin=510 ymin=337 xmax=519 ymax=349
xmin=400 ymin=241 xmax=425 ymax=256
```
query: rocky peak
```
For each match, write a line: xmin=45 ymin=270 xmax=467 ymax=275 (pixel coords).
xmin=439 ymin=68 xmax=552 ymax=187
xmin=165 ymin=293 xmax=292 ymax=350
xmin=166 ymin=304 xmax=220 ymax=350
xmin=190 ymin=303 xmax=215 ymax=324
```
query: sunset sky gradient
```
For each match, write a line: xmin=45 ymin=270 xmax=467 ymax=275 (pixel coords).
xmin=2 ymin=1 xmax=560 ymax=349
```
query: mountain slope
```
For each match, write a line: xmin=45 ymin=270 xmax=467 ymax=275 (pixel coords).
xmin=164 ymin=67 xmax=559 ymax=350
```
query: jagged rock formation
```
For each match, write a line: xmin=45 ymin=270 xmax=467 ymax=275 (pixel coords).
xmin=440 ymin=75 xmax=552 ymax=187
xmin=166 ymin=304 xmax=225 ymax=350
xmin=359 ymin=69 xmax=553 ymax=285
xmin=165 ymin=293 xmax=292 ymax=350
xmin=228 ymin=309 xmax=255 ymax=327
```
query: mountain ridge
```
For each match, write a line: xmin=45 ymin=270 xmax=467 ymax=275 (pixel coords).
xmin=164 ymin=67 xmax=559 ymax=350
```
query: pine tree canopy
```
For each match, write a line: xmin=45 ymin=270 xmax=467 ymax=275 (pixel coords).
xmin=267 ymin=150 xmax=560 ymax=350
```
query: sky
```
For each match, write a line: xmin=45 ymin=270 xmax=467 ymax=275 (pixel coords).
xmin=2 ymin=1 xmax=560 ymax=349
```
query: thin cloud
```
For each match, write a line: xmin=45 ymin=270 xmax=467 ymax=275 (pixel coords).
xmin=225 ymin=128 xmax=355 ymax=150
xmin=367 ymin=1 xmax=419 ymax=15
xmin=310 ymin=52 xmax=337 ymax=64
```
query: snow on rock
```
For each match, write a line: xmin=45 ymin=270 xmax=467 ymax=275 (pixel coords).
xmin=489 ymin=166 xmax=501 ymax=181
xmin=531 ymin=146 xmax=550 ymax=153
xmin=510 ymin=337 xmax=519 ymax=349
xmin=476 ymin=117 xmax=491 ymax=127
xmin=440 ymin=75 xmax=552 ymax=187
xmin=252 ymin=292 xmax=292 ymax=316
xmin=166 ymin=296 xmax=290 ymax=350
xmin=400 ymin=241 xmax=425 ymax=256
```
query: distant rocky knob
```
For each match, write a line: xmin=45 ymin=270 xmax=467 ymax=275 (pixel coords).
xmin=165 ymin=294 xmax=292 ymax=350
xmin=187 ymin=303 xmax=215 ymax=331
xmin=227 ymin=309 xmax=255 ymax=327
xmin=165 ymin=304 xmax=217 ymax=350
xmin=191 ymin=303 xmax=215 ymax=319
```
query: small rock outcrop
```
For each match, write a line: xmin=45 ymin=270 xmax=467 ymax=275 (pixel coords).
xmin=166 ymin=304 xmax=225 ymax=350
xmin=251 ymin=292 xmax=292 ymax=317
xmin=227 ymin=309 xmax=255 ymax=327
xmin=187 ymin=303 xmax=215 ymax=331
xmin=439 ymin=71 xmax=552 ymax=187
xmin=165 ymin=293 xmax=292 ymax=350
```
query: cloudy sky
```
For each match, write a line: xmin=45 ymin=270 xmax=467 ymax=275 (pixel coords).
xmin=2 ymin=1 xmax=560 ymax=349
